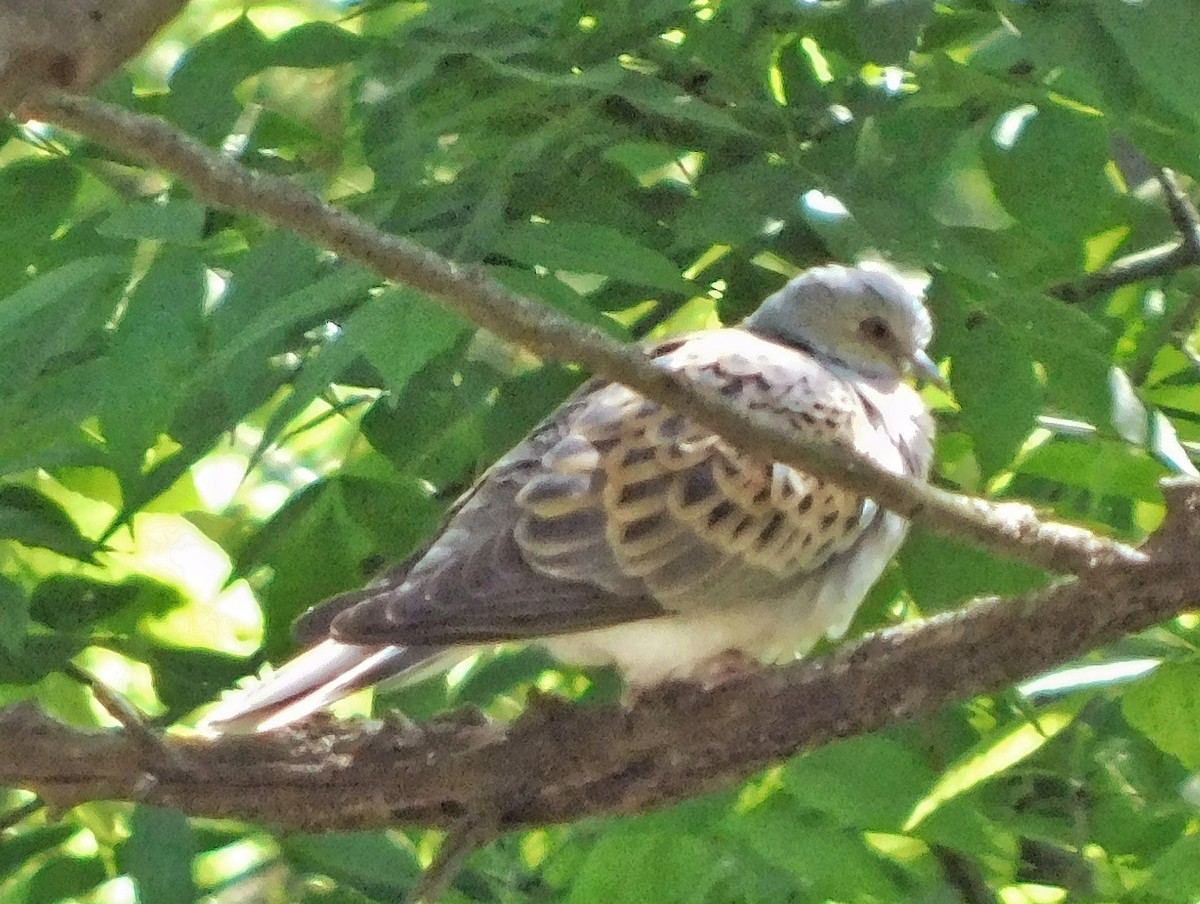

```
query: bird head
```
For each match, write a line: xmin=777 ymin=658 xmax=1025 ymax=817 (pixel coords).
xmin=744 ymin=264 xmax=943 ymax=388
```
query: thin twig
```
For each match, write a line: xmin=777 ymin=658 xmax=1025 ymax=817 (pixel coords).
xmin=406 ymin=817 xmax=496 ymax=904
xmin=1052 ymin=169 xmax=1200 ymax=303
xmin=24 ymin=91 xmax=1142 ymax=577
xmin=1157 ymin=169 xmax=1200 ymax=258
xmin=1049 ymin=241 xmax=1193 ymax=302
xmin=62 ymin=663 xmax=186 ymax=770
xmin=0 ymin=796 xmax=45 ymax=833
xmin=1129 ymin=282 xmax=1200 ymax=387
xmin=1124 ymin=171 xmax=1200 ymax=385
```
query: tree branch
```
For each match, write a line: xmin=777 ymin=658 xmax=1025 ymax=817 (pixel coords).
xmin=22 ymin=91 xmax=1140 ymax=577
xmin=1051 ymin=169 xmax=1200 ymax=303
xmin=0 ymin=0 xmax=187 ymax=111
xmin=1 ymin=479 xmax=1196 ymax=832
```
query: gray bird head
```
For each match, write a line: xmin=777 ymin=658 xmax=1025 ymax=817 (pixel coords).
xmin=744 ymin=264 xmax=942 ymax=387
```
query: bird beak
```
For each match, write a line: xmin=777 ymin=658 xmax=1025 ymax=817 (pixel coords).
xmin=910 ymin=350 xmax=948 ymax=392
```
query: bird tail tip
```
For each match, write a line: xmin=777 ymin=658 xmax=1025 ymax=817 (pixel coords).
xmin=196 ymin=640 xmax=419 ymax=734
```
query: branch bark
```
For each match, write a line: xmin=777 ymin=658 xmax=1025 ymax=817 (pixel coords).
xmin=2 ymin=479 xmax=1196 ymax=832
xmin=23 ymin=91 xmax=1140 ymax=577
xmin=0 ymin=0 xmax=187 ymax=111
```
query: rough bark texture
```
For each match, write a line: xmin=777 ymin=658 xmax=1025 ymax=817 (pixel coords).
xmin=2 ymin=481 xmax=1196 ymax=833
xmin=0 ymin=0 xmax=187 ymax=110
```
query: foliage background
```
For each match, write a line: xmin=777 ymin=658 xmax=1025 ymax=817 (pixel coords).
xmin=4 ymin=0 xmax=1200 ymax=901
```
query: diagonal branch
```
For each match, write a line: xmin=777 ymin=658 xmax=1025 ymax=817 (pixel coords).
xmin=1 ymin=479 xmax=1197 ymax=832
xmin=1157 ymin=169 xmax=1200 ymax=258
xmin=1052 ymin=169 xmax=1200 ymax=303
xmin=23 ymin=91 xmax=1139 ymax=577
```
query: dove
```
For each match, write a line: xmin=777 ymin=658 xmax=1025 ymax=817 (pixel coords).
xmin=200 ymin=263 xmax=939 ymax=733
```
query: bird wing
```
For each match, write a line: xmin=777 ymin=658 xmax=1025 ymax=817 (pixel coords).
xmin=324 ymin=329 xmax=900 ymax=647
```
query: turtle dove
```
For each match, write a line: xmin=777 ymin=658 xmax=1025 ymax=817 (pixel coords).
xmin=201 ymin=263 xmax=939 ymax=733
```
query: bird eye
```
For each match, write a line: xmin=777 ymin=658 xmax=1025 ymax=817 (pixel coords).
xmin=860 ymin=317 xmax=891 ymax=343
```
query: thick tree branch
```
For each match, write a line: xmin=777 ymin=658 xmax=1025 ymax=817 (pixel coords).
xmin=1 ymin=479 xmax=1196 ymax=832
xmin=0 ymin=0 xmax=187 ymax=111
xmin=22 ymin=92 xmax=1139 ymax=576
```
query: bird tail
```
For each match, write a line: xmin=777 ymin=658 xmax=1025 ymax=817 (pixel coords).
xmin=197 ymin=640 xmax=439 ymax=734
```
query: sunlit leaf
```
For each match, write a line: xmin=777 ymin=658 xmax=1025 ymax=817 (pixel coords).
xmin=1122 ymin=661 xmax=1200 ymax=770
xmin=905 ymin=702 xmax=1083 ymax=831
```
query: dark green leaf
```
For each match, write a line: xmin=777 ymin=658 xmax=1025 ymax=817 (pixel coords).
xmin=0 ymin=824 xmax=75 ymax=879
xmin=492 ymin=221 xmax=688 ymax=293
xmin=0 ymin=159 xmax=81 ymax=295
xmin=0 ymin=484 xmax=93 ymax=560
xmin=900 ymin=525 xmax=1046 ymax=612
xmin=121 ymin=806 xmax=198 ymax=904
xmin=0 ymin=633 xmax=86 ymax=684
xmin=167 ymin=16 xmax=273 ymax=142
xmin=730 ymin=797 xmax=901 ymax=903
xmin=25 ymin=854 xmax=107 ymax=904
xmin=1142 ymin=833 xmax=1200 ymax=901
xmin=0 ymin=575 xmax=27 ymax=656
xmin=97 ymin=199 xmax=207 ymax=244
xmin=947 ymin=312 xmax=1041 ymax=479
xmin=29 ymin=575 xmax=182 ymax=633
xmin=983 ymin=105 xmax=1114 ymax=243
xmin=341 ymin=287 xmax=469 ymax=395
xmin=283 ymin=832 xmax=420 ymax=899
xmin=100 ymin=248 xmax=207 ymax=488
xmin=273 ymin=22 xmax=366 ymax=67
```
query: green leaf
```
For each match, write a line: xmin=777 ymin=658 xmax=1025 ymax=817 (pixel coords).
xmin=603 ymin=141 xmax=690 ymax=184
xmin=0 ymin=484 xmax=93 ymax=560
xmin=1017 ymin=439 xmax=1167 ymax=504
xmin=100 ymin=248 xmax=207 ymax=490
xmin=611 ymin=71 xmax=749 ymax=135
xmin=239 ymin=477 xmax=378 ymax=656
xmin=0 ymin=824 xmax=75 ymax=878
xmin=0 ymin=633 xmax=86 ymax=684
xmin=25 ymin=854 xmax=107 ymax=904
xmin=167 ymin=16 xmax=273 ymax=142
xmin=29 ymin=575 xmax=182 ymax=633
xmin=97 ymin=199 xmax=208 ymax=244
xmin=253 ymin=334 xmax=360 ymax=459
xmin=732 ymin=797 xmax=902 ymax=903
xmin=1141 ymin=832 xmax=1200 ymax=901
xmin=0 ymin=159 xmax=81 ymax=294
xmin=899 ymin=526 xmax=1046 ymax=611
xmin=1096 ymin=0 xmax=1200 ymax=130
xmin=121 ymin=806 xmax=198 ymax=904
xmin=784 ymin=734 xmax=935 ymax=832
xmin=905 ymin=701 xmax=1083 ymax=831
xmin=983 ymin=105 xmax=1113 ymax=243
xmin=142 ymin=644 xmax=254 ymax=712
xmin=1122 ymin=661 xmax=1200 ymax=770
xmin=493 ymin=220 xmax=688 ymax=293
xmin=195 ymin=267 xmax=377 ymax=384
xmin=0 ymin=257 xmax=124 ymax=340
xmin=489 ymin=265 xmax=626 ymax=334
xmin=566 ymin=828 xmax=720 ymax=904
xmin=0 ymin=575 xmax=28 ymax=656
xmin=341 ymin=288 xmax=469 ymax=395
xmin=283 ymin=832 xmax=420 ymax=900
xmin=273 ymin=22 xmax=366 ymax=67
xmin=948 ymin=313 xmax=1041 ymax=479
